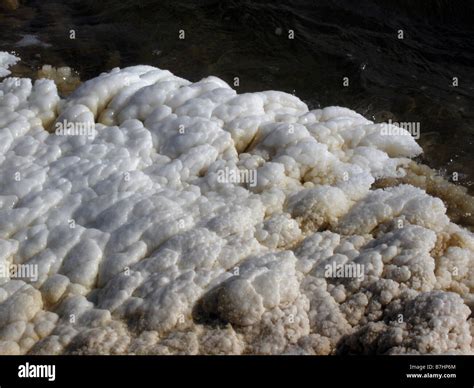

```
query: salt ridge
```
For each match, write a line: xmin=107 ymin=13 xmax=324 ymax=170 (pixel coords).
xmin=0 ymin=57 xmax=472 ymax=354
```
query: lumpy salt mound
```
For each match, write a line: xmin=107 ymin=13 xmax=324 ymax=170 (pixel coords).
xmin=0 ymin=52 xmax=19 ymax=78
xmin=0 ymin=57 xmax=472 ymax=355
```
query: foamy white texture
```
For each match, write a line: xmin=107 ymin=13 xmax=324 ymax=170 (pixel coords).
xmin=0 ymin=59 xmax=472 ymax=355
xmin=0 ymin=52 xmax=19 ymax=78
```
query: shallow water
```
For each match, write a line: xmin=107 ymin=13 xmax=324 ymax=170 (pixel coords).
xmin=1 ymin=0 xmax=473 ymax=191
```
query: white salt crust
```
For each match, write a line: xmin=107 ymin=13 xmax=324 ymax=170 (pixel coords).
xmin=0 ymin=52 xmax=19 ymax=78
xmin=0 ymin=58 xmax=472 ymax=354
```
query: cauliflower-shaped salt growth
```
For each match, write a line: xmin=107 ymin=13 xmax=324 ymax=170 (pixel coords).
xmin=337 ymin=291 xmax=472 ymax=354
xmin=432 ymin=223 xmax=474 ymax=309
xmin=198 ymin=251 xmax=299 ymax=327
xmin=255 ymin=213 xmax=301 ymax=249
xmin=0 ymin=52 xmax=19 ymax=78
xmin=336 ymin=184 xmax=449 ymax=235
xmin=0 ymin=55 xmax=472 ymax=354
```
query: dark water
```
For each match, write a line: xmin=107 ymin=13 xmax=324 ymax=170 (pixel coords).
xmin=1 ymin=0 xmax=473 ymax=192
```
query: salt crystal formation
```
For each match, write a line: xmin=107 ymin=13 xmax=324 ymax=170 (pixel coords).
xmin=0 ymin=57 xmax=472 ymax=355
xmin=0 ymin=52 xmax=19 ymax=78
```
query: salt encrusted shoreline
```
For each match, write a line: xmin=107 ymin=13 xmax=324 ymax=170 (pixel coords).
xmin=0 ymin=54 xmax=472 ymax=355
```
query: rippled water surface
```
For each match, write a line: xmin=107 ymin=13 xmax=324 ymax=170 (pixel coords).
xmin=1 ymin=0 xmax=473 ymax=191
